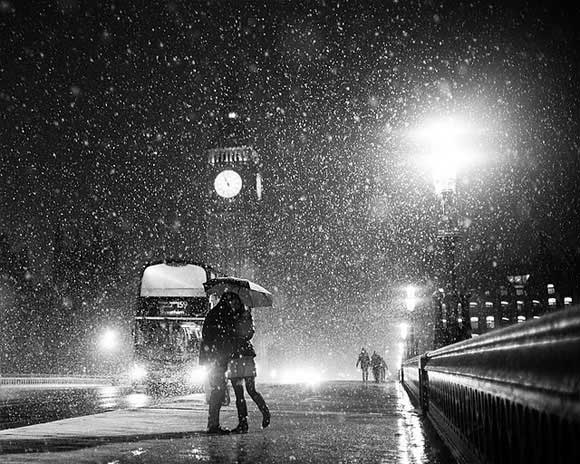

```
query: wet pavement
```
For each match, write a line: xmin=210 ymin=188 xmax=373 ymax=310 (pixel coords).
xmin=0 ymin=380 xmax=456 ymax=463
xmin=0 ymin=385 xmax=140 ymax=430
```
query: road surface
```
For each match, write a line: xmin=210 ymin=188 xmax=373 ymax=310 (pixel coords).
xmin=0 ymin=380 xmax=456 ymax=463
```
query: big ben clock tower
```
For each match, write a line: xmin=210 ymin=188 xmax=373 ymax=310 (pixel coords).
xmin=204 ymin=109 xmax=263 ymax=278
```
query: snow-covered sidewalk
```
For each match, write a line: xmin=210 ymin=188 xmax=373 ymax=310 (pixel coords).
xmin=0 ymin=394 xmax=238 ymax=454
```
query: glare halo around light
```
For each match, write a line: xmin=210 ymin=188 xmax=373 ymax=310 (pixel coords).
xmin=98 ymin=328 xmax=119 ymax=351
xmin=409 ymin=115 xmax=484 ymax=193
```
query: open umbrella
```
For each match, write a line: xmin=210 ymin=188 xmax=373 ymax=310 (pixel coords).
xmin=203 ymin=277 xmax=273 ymax=308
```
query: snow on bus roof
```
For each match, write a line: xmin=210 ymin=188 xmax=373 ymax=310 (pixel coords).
xmin=140 ymin=263 xmax=208 ymax=297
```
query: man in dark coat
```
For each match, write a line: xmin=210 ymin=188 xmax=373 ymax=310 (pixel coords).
xmin=199 ymin=292 xmax=237 ymax=434
xmin=356 ymin=348 xmax=371 ymax=383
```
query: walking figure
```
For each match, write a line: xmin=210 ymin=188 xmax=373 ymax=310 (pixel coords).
xmin=356 ymin=347 xmax=371 ymax=383
xmin=371 ymin=351 xmax=382 ymax=383
xmin=379 ymin=356 xmax=388 ymax=382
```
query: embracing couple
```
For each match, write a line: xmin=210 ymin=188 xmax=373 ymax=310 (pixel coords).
xmin=199 ymin=291 xmax=271 ymax=435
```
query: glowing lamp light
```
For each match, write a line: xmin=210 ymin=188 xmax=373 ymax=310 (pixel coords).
xmin=410 ymin=116 xmax=480 ymax=194
xmin=126 ymin=393 xmax=149 ymax=408
xmin=279 ymin=367 xmax=323 ymax=386
xmin=405 ymin=285 xmax=418 ymax=312
xmin=399 ymin=321 xmax=409 ymax=340
xmin=189 ymin=366 xmax=208 ymax=384
xmin=395 ymin=356 xmax=403 ymax=369
xmin=130 ymin=364 xmax=147 ymax=381
xmin=99 ymin=328 xmax=119 ymax=351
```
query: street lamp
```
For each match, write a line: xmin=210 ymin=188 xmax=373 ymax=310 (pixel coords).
xmin=402 ymin=285 xmax=419 ymax=359
xmin=411 ymin=116 xmax=477 ymax=348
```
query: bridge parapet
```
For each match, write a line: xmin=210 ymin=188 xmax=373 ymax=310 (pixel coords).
xmin=0 ymin=375 xmax=113 ymax=387
xmin=402 ymin=306 xmax=580 ymax=464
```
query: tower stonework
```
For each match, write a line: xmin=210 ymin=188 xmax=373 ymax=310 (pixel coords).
xmin=204 ymin=138 xmax=263 ymax=278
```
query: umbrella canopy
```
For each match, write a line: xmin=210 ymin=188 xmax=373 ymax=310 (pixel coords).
xmin=203 ymin=277 xmax=273 ymax=308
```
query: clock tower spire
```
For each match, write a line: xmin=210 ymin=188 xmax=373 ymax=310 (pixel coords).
xmin=204 ymin=105 xmax=263 ymax=278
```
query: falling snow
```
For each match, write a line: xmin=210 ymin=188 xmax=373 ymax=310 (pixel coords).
xmin=0 ymin=1 xmax=579 ymax=378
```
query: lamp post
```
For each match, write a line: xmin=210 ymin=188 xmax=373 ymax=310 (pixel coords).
xmin=433 ymin=167 xmax=462 ymax=348
xmin=412 ymin=117 xmax=474 ymax=348
xmin=403 ymin=285 xmax=418 ymax=358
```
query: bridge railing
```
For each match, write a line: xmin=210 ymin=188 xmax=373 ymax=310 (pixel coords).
xmin=0 ymin=374 xmax=113 ymax=387
xmin=401 ymin=306 xmax=580 ymax=464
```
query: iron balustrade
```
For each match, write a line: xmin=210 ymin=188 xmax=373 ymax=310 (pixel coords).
xmin=0 ymin=375 xmax=113 ymax=387
xmin=401 ymin=306 xmax=580 ymax=464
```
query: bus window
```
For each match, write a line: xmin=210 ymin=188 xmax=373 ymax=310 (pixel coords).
xmin=135 ymin=319 xmax=201 ymax=352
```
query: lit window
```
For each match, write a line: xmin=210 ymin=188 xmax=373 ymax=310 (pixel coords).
xmin=547 ymin=284 xmax=555 ymax=295
xmin=548 ymin=297 xmax=557 ymax=307
xmin=516 ymin=288 xmax=524 ymax=296
xmin=485 ymin=301 xmax=493 ymax=308
xmin=457 ymin=317 xmax=463 ymax=324
xmin=500 ymin=286 xmax=508 ymax=296
xmin=517 ymin=315 xmax=526 ymax=323
xmin=564 ymin=297 xmax=572 ymax=305
xmin=486 ymin=316 xmax=495 ymax=329
xmin=501 ymin=301 xmax=509 ymax=307
xmin=470 ymin=317 xmax=479 ymax=330
xmin=517 ymin=300 xmax=524 ymax=311
xmin=532 ymin=299 xmax=541 ymax=306
xmin=469 ymin=301 xmax=478 ymax=309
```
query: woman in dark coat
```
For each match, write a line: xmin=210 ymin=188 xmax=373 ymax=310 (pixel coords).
xmin=227 ymin=304 xmax=270 ymax=434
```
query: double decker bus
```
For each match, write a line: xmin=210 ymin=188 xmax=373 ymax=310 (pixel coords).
xmin=130 ymin=260 xmax=220 ymax=393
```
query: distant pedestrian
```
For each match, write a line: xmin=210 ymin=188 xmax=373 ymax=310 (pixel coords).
xmin=371 ymin=351 xmax=382 ymax=383
xmin=379 ymin=356 xmax=388 ymax=382
xmin=227 ymin=302 xmax=271 ymax=434
xmin=199 ymin=292 xmax=237 ymax=434
xmin=356 ymin=348 xmax=371 ymax=383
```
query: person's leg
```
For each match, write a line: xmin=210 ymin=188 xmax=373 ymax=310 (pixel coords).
xmin=207 ymin=364 xmax=229 ymax=433
xmin=245 ymin=376 xmax=270 ymax=428
xmin=230 ymin=378 xmax=249 ymax=433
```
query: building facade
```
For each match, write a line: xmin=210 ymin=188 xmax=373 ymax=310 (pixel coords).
xmin=466 ymin=275 xmax=576 ymax=336
xmin=404 ymin=274 xmax=578 ymax=359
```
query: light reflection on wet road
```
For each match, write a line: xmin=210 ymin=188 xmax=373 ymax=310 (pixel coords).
xmin=0 ymin=385 xmax=150 ymax=430
xmin=1 ymin=381 xmax=456 ymax=463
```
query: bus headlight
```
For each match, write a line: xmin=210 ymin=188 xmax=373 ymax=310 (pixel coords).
xmin=98 ymin=328 xmax=119 ymax=352
xmin=189 ymin=366 xmax=207 ymax=384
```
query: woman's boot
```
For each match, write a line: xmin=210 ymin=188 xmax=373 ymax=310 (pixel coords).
xmin=231 ymin=416 xmax=249 ymax=434
xmin=261 ymin=406 xmax=271 ymax=429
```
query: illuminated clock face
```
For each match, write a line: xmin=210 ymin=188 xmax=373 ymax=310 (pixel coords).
xmin=214 ymin=169 xmax=243 ymax=198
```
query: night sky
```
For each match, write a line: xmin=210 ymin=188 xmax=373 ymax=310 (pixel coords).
xmin=1 ymin=0 xmax=580 ymax=376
